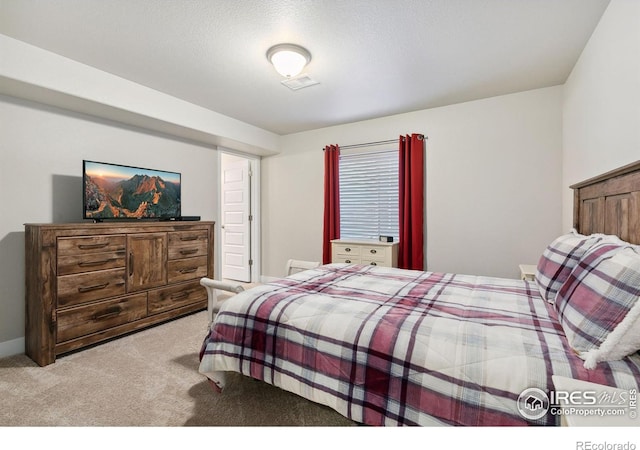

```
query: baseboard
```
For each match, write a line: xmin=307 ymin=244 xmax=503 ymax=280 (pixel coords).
xmin=0 ymin=337 xmax=25 ymax=359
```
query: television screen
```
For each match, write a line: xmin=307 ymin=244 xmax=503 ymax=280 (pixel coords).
xmin=83 ymin=160 xmax=181 ymax=220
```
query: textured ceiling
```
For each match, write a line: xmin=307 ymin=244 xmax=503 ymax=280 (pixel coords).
xmin=0 ymin=0 xmax=610 ymax=135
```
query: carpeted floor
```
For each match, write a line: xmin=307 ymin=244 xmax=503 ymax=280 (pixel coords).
xmin=0 ymin=309 xmax=356 ymax=427
xmin=1 ymin=300 xmax=625 ymax=450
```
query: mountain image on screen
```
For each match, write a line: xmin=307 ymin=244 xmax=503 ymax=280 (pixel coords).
xmin=85 ymin=173 xmax=180 ymax=219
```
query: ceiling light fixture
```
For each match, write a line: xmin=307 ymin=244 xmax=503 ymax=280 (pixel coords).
xmin=266 ymin=43 xmax=311 ymax=78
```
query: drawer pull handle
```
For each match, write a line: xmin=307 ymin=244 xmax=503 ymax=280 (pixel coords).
xmin=129 ymin=253 xmax=133 ymax=276
xmin=370 ymin=262 xmax=377 ymax=266
xmin=179 ymin=268 xmax=198 ymax=274
xmin=370 ymin=249 xmax=377 ymax=254
xmin=345 ymin=248 xmax=351 ymax=252
xmin=78 ymin=243 xmax=109 ymax=250
xmin=345 ymin=259 xmax=351 ymax=264
xmin=179 ymin=249 xmax=198 ymax=256
xmin=78 ymin=259 xmax=112 ymax=267
xmin=78 ymin=282 xmax=109 ymax=293
xmin=92 ymin=306 xmax=122 ymax=321
xmin=180 ymin=236 xmax=199 ymax=241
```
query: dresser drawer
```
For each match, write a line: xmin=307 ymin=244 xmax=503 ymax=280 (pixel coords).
xmin=167 ymin=256 xmax=208 ymax=283
xmin=360 ymin=246 xmax=389 ymax=266
xmin=58 ymin=250 xmax=126 ymax=276
xmin=168 ymin=230 xmax=209 ymax=260
xmin=57 ymin=268 xmax=126 ymax=307
xmin=361 ymin=245 xmax=387 ymax=259
xmin=58 ymin=235 xmax=126 ymax=257
xmin=360 ymin=258 xmax=387 ymax=266
xmin=56 ymin=293 xmax=147 ymax=343
xmin=148 ymin=281 xmax=207 ymax=315
xmin=333 ymin=255 xmax=361 ymax=264
xmin=333 ymin=243 xmax=361 ymax=256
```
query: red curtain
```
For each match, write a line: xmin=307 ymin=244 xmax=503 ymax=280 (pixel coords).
xmin=323 ymin=144 xmax=341 ymax=264
xmin=398 ymin=134 xmax=424 ymax=270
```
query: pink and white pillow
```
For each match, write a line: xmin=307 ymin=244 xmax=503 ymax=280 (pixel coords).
xmin=554 ymin=241 xmax=640 ymax=369
xmin=535 ymin=231 xmax=602 ymax=303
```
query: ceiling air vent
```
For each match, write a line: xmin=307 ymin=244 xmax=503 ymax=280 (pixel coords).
xmin=281 ymin=73 xmax=319 ymax=91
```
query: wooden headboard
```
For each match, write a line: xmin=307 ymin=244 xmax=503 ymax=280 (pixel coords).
xmin=571 ymin=160 xmax=640 ymax=245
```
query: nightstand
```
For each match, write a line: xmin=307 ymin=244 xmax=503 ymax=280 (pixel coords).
xmin=551 ymin=375 xmax=638 ymax=426
xmin=519 ymin=264 xmax=536 ymax=281
xmin=331 ymin=239 xmax=398 ymax=268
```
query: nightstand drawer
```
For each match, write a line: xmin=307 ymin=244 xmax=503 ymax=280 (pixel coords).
xmin=362 ymin=246 xmax=387 ymax=259
xmin=333 ymin=243 xmax=361 ymax=257
xmin=361 ymin=257 xmax=387 ymax=266
xmin=333 ymin=255 xmax=361 ymax=264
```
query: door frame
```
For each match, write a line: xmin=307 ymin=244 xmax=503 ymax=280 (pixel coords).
xmin=216 ymin=148 xmax=261 ymax=283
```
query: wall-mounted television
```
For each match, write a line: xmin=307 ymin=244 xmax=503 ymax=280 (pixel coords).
xmin=83 ymin=160 xmax=181 ymax=221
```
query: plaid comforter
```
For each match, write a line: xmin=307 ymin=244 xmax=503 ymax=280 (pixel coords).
xmin=198 ymin=264 xmax=640 ymax=426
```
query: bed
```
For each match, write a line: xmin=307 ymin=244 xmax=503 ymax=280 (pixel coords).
xmin=199 ymin=161 xmax=640 ymax=426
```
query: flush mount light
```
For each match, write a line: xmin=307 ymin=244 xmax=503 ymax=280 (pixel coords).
xmin=266 ymin=43 xmax=311 ymax=78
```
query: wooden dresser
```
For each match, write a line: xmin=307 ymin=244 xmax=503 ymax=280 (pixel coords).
xmin=331 ymin=239 xmax=399 ymax=267
xmin=24 ymin=221 xmax=214 ymax=366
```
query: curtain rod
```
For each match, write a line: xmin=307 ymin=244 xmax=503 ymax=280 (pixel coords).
xmin=323 ymin=134 xmax=426 ymax=150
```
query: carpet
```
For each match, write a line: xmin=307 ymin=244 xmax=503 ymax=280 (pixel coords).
xmin=0 ymin=309 xmax=355 ymax=427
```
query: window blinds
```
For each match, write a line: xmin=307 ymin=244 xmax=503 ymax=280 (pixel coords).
xmin=339 ymin=149 xmax=399 ymax=241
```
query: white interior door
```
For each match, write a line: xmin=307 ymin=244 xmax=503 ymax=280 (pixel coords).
xmin=221 ymin=155 xmax=251 ymax=282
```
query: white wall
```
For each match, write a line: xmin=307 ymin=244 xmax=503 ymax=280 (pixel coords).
xmin=0 ymin=34 xmax=280 ymax=156
xmin=0 ymin=95 xmax=220 ymax=355
xmin=262 ymin=86 xmax=564 ymax=279
xmin=562 ymin=0 xmax=640 ymax=230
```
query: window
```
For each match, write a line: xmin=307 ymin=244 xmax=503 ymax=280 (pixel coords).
xmin=339 ymin=149 xmax=399 ymax=241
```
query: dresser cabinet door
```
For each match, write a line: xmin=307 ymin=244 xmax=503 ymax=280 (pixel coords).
xmin=127 ymin=233 xmax=167 ymax=292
